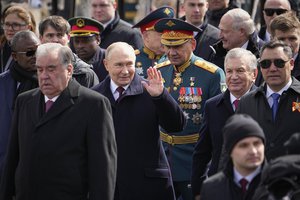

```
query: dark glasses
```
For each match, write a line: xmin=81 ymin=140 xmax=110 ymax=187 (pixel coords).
xmin=15 ymin=49 xmax=36 ymax=57
xmin=264 ymin=8 xmax=287 ymax=16
xmin=259 ymin=59 xmax=289 ymax=69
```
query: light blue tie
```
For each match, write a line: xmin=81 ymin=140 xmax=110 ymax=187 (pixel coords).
xmin=271 ymin=93 xmax=280 ymax=121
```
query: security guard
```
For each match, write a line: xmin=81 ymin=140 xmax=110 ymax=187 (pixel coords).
xmin=132 ymin=6 xmax=174 ymax=78
xmin=154 ymin=18 xmax=225 ymax=200
xmin=68 ymin=16 xmax=107 ymax=81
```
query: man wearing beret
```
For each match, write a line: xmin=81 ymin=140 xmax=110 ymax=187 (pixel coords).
xmin=200 ymin=114 xmax=266 ymax=200
xmin=68 ymin=16 xmax=108 ymax=82
xmin=132 ymin=6 xmax=174 ymax=78
xmin=154 ymin=18 xmax=225 ymax=199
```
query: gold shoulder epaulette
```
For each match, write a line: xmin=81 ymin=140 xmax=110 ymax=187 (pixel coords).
xmin=135 ymin=49 xmax=140 ymax=55
xmin=194 ymin=60 xmax=218 ymax=73
xmin=155 ymin=60 xmax=171 ymax=69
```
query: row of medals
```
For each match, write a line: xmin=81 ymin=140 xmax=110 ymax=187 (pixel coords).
xmin=173 ymin=73 xmax=202 ymax=110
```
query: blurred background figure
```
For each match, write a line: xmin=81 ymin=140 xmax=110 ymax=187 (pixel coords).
xmin=90 ymin=0 xmax=143 ymax=49
xmin=0 ymin=5 xmax=36 ymax=72
xmin=180 ymin=0 xmax=220 ymax=61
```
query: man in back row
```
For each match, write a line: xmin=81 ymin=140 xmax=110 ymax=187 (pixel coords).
xmin=90 ymin=0 xmax=143 ymax=49
xmin=39 ymin=15 xmax=99 ymax=88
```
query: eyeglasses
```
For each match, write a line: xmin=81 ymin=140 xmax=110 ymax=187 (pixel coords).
xmin=2 ymin=22 xmax=27 ymax=31
xmin=259 ymin=59 xmax=289 ymax=69
xmin=264 ymin=8 xmax=287 ymax=16
xmin=14 ymin=49 xmax=36 ymax=57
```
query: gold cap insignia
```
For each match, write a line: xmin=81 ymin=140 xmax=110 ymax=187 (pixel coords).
xmin=76 ymin=19 xmax=85 ymax=28
xmin=166 ymin=20 xmax=175 ymax=27
xmin=164 ymin=8 xmax=171 ymax=15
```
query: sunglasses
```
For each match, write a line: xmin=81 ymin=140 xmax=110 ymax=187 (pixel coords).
xmin=259 ymin=59 xmax=289 ymax=69
xmin=15 ymin=49 xmax=36 ymax=57
xmin=264 ymin=8 xmax=287 ymax=16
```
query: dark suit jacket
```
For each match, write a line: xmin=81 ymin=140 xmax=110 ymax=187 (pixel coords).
xmin=93 ymin=74 xmax=186 ymax=200
xmin=191 ymin=85 xmax=256 ymax=196
xmin=99 ymin=12 xmax=143 ymax=49
xmin=194 ymin=23 xmax=220 ymax=61
xmin=0 ymin=79 xmax=117 ymax=200
xmin=0 ymin=71 xmax=16 ymax=177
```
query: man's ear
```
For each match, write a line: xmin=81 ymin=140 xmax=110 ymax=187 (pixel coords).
xmin=11 ymin=52 xmax=17 ymax=61
xmin=103 ymin=59 xmax=109 ymax=71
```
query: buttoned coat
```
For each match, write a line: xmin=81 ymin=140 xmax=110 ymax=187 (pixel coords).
xmin=0 ymin=79 xmax=117 ymax=200
xmin=93 ymin=73 xmax=186 ymax=200
xmin=237 ymin=77 xmax=300 ymax=160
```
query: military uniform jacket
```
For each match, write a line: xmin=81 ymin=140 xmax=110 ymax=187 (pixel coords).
xmin=0 ymin=79 xmax=117 ymax=200
xmin=135 ymin=47 xmax=163 ymax=78
xmin=237 ymin=77 xmax=300 ymax=160
xmin=157 ymin=54 xmax=225 ymax=181
xmin=93 ymin=74 xmax=186 ymax=200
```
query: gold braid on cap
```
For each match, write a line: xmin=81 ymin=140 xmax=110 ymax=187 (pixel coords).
xmin=162 ymin=31 xmax=193 ymax=40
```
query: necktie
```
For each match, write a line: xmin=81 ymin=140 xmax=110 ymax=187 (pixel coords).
xmin=233 ymin=99 xmax=239 ymax=110
xmin=271 ymin=93 xmax=280 ymax=121
xmin=45 ymin=100 xmax=54 ymax=112
xmin=239 ymin=178 xmax=248 ymax=193
xmin=116 ymin=86 xmax=124 ymax=101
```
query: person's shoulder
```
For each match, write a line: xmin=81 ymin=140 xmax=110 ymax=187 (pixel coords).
xmin=0 ymin=70 xmax=11 ymax=81
xmin=203 ymin=171 xmax=226 ymax=186
xmin=193 ymin=58 xmax=220 ymax=74
xmin=206 ymin=92 xmax=224 ymax=105
xmin=155 ymin=60 xmax=171 ymax=69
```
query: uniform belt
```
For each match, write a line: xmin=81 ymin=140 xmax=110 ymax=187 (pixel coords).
xmin=160 ymin=132 xmax=199 ymax=145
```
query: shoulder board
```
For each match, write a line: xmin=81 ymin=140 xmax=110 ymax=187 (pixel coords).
xmin=194 ymin=60 xmax=218 ymax=73
xmin=134 ymin=49 xmax=140 ymax=55
xmin=155 ymin=60 xmax=171 ymax=69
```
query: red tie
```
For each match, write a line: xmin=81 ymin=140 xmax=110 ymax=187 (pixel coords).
xmin=239 ymin=178 xmax=248 ymax=193
xmin=116 ymin=87 xmax=124 ymax=100
xmin=233 ymin=99 xmax=239 ymax=110
xmin=45 ymin=100 xmax=54 ymax=112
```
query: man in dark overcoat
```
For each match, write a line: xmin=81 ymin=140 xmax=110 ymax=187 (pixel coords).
xmin=93 ymin=42 xmax=186 ymax=200
xmin=191 ymin=48 xmax=258 ymax=199
xmin=0 ymin=43 xmax=117 ymax=200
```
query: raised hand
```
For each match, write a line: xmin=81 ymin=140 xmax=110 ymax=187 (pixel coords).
xmin=141 ymin=67 xmax=164 ymax=97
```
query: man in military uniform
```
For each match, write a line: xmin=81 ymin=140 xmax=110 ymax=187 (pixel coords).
xmin=132 ymin=6 xmax=174 ymax=78
xmin=68 ymin=17 xmax=108 ymax=82
xmin=154 ymin=18 xmax=225 ymax=200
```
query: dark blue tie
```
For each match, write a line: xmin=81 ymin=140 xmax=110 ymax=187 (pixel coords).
xmin=271 ymin=93 xmax=280 ymax=121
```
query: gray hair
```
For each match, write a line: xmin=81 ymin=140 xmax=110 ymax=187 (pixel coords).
xmin=224 ymin=8 xmax=255 ymax=35
xmin=105 ymin=42 xmax=135 ymax=60
xmin=11 ymin=30 xmax=40 ymax=51
xmin=225 ymin=48 xmax=257 ymax=71
xmin=36 ymin=43 xmax=73 ymax=67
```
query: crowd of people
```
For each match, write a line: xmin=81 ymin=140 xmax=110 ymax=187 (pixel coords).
xmin=0 ymin=0 xmax=300 ymax=200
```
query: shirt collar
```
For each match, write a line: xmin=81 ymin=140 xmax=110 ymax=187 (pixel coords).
xmin=44 ymin=95 xmax=59 ymax=103
xmin=110 ymin=80 xmax=129 ymax=94
xmin=241 ymin=40 xmax=249 ymax=49
xmin=266 ymin=78 xmax=292 ymax=98
xmin=233 ymin=166 xmax=261 ymax=186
